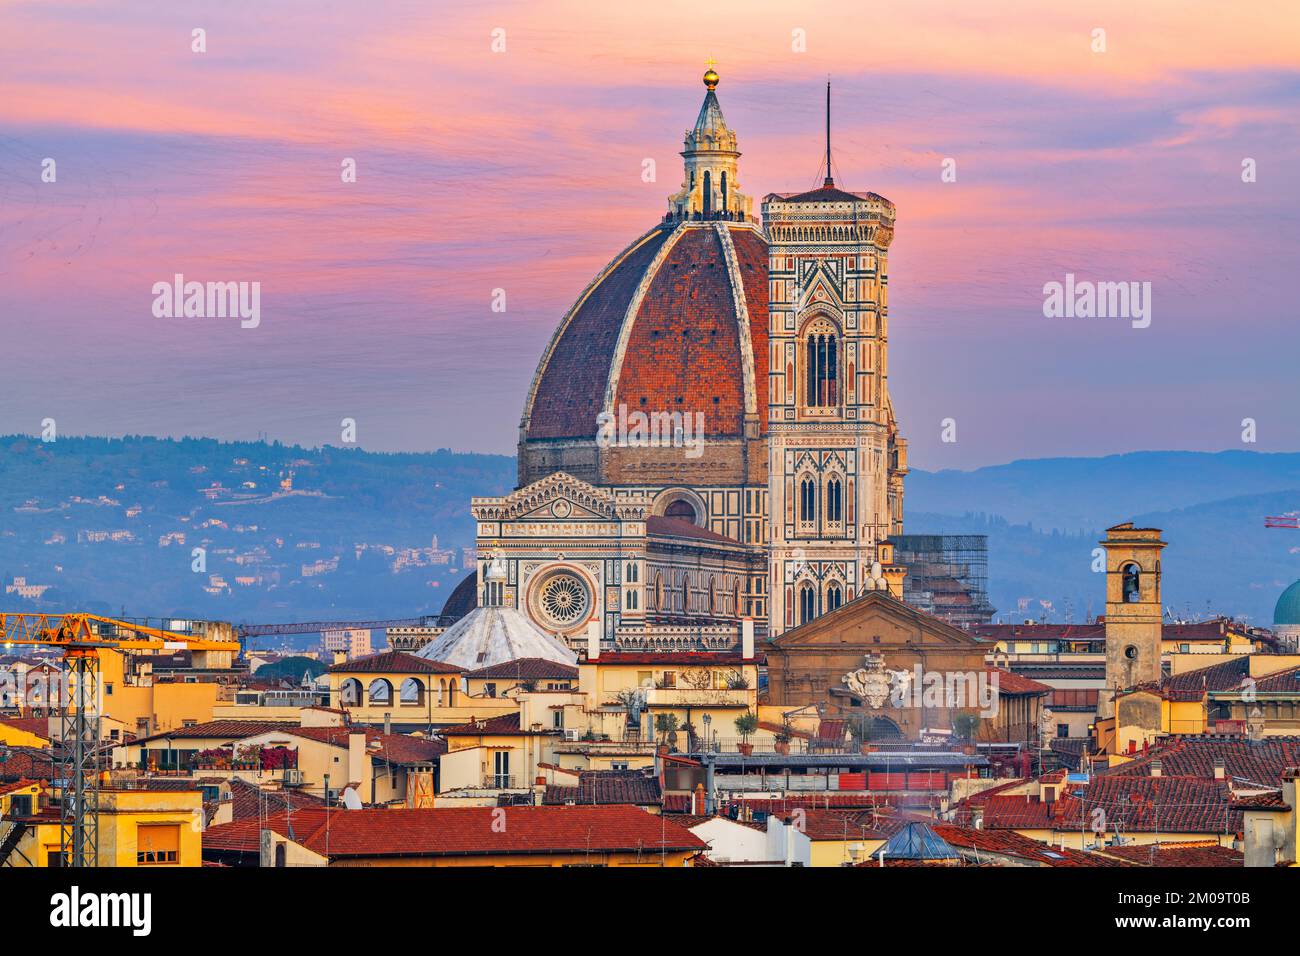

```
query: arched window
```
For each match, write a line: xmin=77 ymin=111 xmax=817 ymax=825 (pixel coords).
xmin=799 ymin=477 xmax=816 ymax=524
xmin=339 ymin=678 xmax=363 ymax=706
xmin=1121 ymin=563 xmax=1141 ymax=603
xmin=437 ymin=679 xmax=446 ymax=707
xmin=400 ymin=677 xmax=424 ymax=707
xmin=447 ymin=679 xmax=458 ymax=707
xmin=708 ymin=575 xmax=717 ymax=614
xmin=367 ymin=678 xmax=393 ymax=706
xmin=826 ymin=477 xmax=843 ymax=524
xmin=721 ymin=171 xmax=728 ymax=212
xmin=627 ymin=588 xmax=638 ymax=610
xmin=703 ymin=170 xmax=712 ymax=217
xmin=799 ymin=583 xmax=817 ymax=624
xmin=665 ymin=499 xmax=698 ymax=523
xmin=827 ymin=583 xmax=843 ymax=612
xmin=804 ymin=320 xmax=839 ymax=408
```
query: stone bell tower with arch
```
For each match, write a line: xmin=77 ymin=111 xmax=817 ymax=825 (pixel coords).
xmin=763 ymin=85 xmax=908 ymax=638
xmin=1098 ymin=522 xmax=1166 ymax=720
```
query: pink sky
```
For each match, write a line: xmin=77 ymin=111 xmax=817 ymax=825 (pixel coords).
xmin=2 ymin=0 xmax=1298 ymax=467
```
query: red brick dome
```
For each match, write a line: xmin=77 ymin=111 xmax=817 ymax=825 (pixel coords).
xmin=518 ymin=221 xmax=768 ymax=488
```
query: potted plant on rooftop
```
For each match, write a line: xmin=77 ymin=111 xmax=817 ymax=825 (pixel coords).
xmin=773 ymin=718 xmax=793 ymax=755
xmin=734 ymin=710 xmax=759 ymax=756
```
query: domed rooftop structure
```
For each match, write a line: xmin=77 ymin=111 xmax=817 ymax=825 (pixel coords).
xmin=517 ymin=68 xmax=768 ymax=491
xmin=1275 ymin=580 xmax=1300 ymax=626
xmin=439 ymin=572 xmax=478 ymax=624
xmin=414 ymin=606 xmax=576 ymax=670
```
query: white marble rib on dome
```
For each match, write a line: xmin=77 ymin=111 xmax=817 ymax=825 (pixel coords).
xmin=414 ymin=606 xmax=577 ymax=670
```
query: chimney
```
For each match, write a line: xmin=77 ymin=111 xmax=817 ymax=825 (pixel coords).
xmin=586 ymin=619 xmax=600 ymax=661
xmin=333 ymin=650 xmax=347 ymax=666
xmin=348 ymin=731 xmax=366 ymax=785
xmin=692 ymin=783 xmax=706 ymax=815
xmin=384 ymin=713 xmax=391 ymax=736
xmin=742 ymin=617 xmax=755 ymax=660
xmin=1213 ymin=757 xmax=1225 ymax=781
xmin=1150 ymin=758 xmax=1162 ymax=778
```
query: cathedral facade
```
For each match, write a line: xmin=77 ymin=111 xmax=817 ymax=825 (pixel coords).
xmin=458 ymin=68 xmax=909 ymax=655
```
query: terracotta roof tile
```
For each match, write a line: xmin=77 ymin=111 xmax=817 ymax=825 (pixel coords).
xmin=327 ymin=650 xmax=464 ymax=675
xmin=206 ymin=804 xmax=706 ymax=859
xmin=464 ymin=658 xmax=578 ymax=680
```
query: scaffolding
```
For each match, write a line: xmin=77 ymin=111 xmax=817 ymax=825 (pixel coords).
xmin=891 ymin=534 xmax=995 ymax=629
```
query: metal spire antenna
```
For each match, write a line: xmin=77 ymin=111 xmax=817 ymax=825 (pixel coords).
xmin=824 ymin=80 xmax=834 ymax=187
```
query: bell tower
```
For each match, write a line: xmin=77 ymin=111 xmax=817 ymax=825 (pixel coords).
xmin=1098 ymin=522 xmax=1166 ymax=719
xmin=764 ymin=84 xmax=908 ymax=638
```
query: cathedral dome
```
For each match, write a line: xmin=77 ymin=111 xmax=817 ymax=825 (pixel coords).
xmin=519 ymin=223 xmax=769 ymax=487
xmin=517 ymin=70 xmax=769 ymax=492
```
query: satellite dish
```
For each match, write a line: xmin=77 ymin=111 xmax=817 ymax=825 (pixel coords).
xmin=341 ymin=787 xmax=363 ymax=810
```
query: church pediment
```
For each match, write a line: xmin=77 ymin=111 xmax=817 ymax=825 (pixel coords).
xmin=771 ymin=590 xmax=986 ymax=650
xmin=472 ymin=471 xmax=650 ymax=523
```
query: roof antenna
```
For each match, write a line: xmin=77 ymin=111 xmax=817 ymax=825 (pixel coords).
xmin=824 ymin=79 xmax=834 ymax=188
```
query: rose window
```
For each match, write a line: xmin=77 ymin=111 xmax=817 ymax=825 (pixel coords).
xmin=535 ymin=572 xmax=590 ymax=629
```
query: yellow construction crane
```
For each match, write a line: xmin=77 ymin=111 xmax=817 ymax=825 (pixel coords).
xmin=0 ymin=612 xmax=241 ymax=867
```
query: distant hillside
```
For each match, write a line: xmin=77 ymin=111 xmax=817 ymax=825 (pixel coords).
xmin=907 ymin=452 xmax=1300 ymax=627
xmin=0 ymin=435 xmax=514 ymax=625
xmin=909 ymin=451 xmax=1300 ymax=532
xmin=3 ymin=438 xmax=1296 ymax=631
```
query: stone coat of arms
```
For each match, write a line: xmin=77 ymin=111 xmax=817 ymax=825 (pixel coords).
xmin=842 ymin=653 xmax=911 ymax=709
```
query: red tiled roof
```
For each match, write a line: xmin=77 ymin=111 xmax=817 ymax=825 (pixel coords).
xmin=123 ymin=720 xmax=294 ymax=747
xmin=0 ymin=746 xmax=55 ymax=781
xmin=464 ymin=658 xmax=578 ymax=680
xmin=1099 ymin=842 xmax=1243 ymax=867
xmin=983 ymin=775 xmax=1242 ymax=835
xmin=328 ymin=650 xmax=463 ymax=675
xmin=275 ymin=726 xmax=446 ymax=764
xmin=1103 ymin=735 xmax=1300 ymax=788
xmin=206 ymin=804 xmax=706 ymax=859
xmin=0 ymin=717 xmax=52 ymax=740
xmin=227 ymin=778 xmax=327 ymax=821
xmin=437 ymin=712 xmax=555 ymax=737
xmin=987 ymin=667 xmax=1051 ymax=695
xmin=0 ymin=778 xmax=39 ymax=796
xmin=543 ymin=770 xmax=661 ymax=807
xmin=933 ymin=823 xmax=1119 ymax=867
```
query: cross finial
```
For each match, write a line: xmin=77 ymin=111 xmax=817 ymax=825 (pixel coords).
xmin=703 ymin=58 xmax=719 ymax=90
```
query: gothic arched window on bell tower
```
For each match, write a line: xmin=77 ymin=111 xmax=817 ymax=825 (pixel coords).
xmin=1121 ymin=562 xmax=1141 ymax=603
xmin=802 ymin=317 xmax=840 ymax=409
xmin=826 ymin=476 xmax=843 ymax=526
xmin=827 ymin=582 xmax=843 ymax=612
xmin=799 ymin=583 xmax=816 ymax=624
xmin=798 ymin=475 xmax=816 ymax=527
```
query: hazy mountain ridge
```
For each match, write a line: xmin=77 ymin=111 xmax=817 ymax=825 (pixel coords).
xmin=1 ymin=438 xmax=1296 ymax=628
xmin=907 ymin=451 xmax=1300 ymax=625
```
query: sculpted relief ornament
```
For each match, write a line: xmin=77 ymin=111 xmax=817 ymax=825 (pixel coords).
xmin=842 ymin=653 xmax=912 ymax=709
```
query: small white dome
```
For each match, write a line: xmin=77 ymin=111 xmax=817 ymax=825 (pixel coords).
xmin=414 ymin=606 xmax=576 ymax=670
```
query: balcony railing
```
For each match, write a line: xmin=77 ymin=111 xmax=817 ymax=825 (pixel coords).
xmin=482 ymin=774 xmax=519 ymax=789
